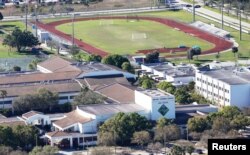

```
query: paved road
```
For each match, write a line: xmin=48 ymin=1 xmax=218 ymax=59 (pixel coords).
xmin=2 ymin=6 xmax=168 ymax=22
xmin=178 ymin=0 xmax=250 ymax=33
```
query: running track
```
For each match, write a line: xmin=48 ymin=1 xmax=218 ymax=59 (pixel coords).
xmin=35 ymin=16 xmax=234 ymax=57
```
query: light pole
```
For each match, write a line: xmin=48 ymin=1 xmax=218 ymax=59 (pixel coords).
xmin=25 ymin=1 xmax=28 ymax=31
xmin=35 ymin=3 xmax=38 ymax=37
xmin=239 ymin=9 xmax=242 ymax=41
xmin=221 ymin=0 xmax=224 ymax=29
xmin=239 ymin=2 xmax=242 ymax=41
xmin=72 ymin=13 xmax=75 ymax=46
xmin=193 ymin=0 xmax=195 ymax=22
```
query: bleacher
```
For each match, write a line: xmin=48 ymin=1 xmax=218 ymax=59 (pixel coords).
xmin=191 ymin=21 xmax=230 ymax=38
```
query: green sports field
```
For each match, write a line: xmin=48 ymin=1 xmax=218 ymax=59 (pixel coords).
xmin=56 ymin=19 xmax=214 ymax=55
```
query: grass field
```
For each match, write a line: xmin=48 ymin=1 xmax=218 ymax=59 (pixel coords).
xmin=0 ymin=21 xmax=26 ymax=58
xmin=56 ymin=19 xmax=214 ymax=55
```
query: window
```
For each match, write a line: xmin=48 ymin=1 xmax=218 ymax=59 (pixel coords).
xmin=84 ymin=136 xmax=97 ymax=142
xmin=70 ymin=96 xmax=76 ymax=99
xmin=59 ymin=96 xmax=68 ymax=100
xmin=79 ymin=138 xmax=83 ymax=143
xmin=0 ymin=101 xmax=12 ymax=105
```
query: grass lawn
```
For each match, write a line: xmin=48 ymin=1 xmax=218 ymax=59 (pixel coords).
xmin=56 ymin=19 xmax=214 ymax=55
xmin=0 ymin=21 xmax=29 ymax=58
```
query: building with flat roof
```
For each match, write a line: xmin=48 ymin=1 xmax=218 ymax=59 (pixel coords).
xmin=141 ymin=62 xmax=195 ymax=86
xmin=196 ymin=67 xmax=250 ymax=108
xmin=135 ymin=89 xmax=175 ymax=120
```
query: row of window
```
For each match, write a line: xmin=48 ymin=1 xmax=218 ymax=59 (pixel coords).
xmin=0 ymin=101 xmax=12 ymax=105
xmin=197 ymin=87 xmax=230 ymax=102
xmin=196 ymin=78 xmax=230 ymax=93
xmin=59 ymin=95 xmax=76 ymax=100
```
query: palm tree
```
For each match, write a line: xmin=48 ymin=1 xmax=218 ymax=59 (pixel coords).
xmin=0 ymin=90 xmax=7 ymax=109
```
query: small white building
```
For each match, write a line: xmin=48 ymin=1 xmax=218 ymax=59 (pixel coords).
xmin=135 ymin=89 xmax=175 ymax=120
xmin=141 ymin=63 xmax=195 ymax=86
xmin=196 ymin=67 xmax=250 ymax=108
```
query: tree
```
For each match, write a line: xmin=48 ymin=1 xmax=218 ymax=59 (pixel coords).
xmin=232 ymin=46 xmax=238 ymax=57
xmin=220 ymin=106 xmax=241 ymax=119
xmin=99 ymin=112 xmax=152 ymax=145
xmin=131 ymin=131 xmax=151 ymax=148
xmin=98 ymin=132 xmax=116 ymax=146
xmin=139 ymin=75 xmax=155 ymax=89
xmin=212 ymin=116 xmax=231 ymax=132
xmin=157 ymin=81 xmax=176 ymax=94
xmin=69 ymin=45 xmax=80 ymax=55
xmin=0 ymin=126 xmax=14 ymax=146
xmin=0 ymin=90 xmax=7 ymax=109
xmin=86 ymin=54 xmax=102 ymax=62
xmin=121 ymin=62 xmax=134 ymax=73
xmin=142 ymin=79 xmax=154 ymax=89
xmin=145 ymin=51 xmax=159 ymax=63
xmin=230 ymin=114 xmax=250 ymax=130
xmin=174 ymin=87 xmax=192 ymax=104
xmin=171 ymin=145 xmax=185 ymax=155
xmin=187 ymin=46 xmax=202 ymax=61
xmin=154 ymin=124 xmax=181 ymax=147
xmin=186 ymin=145 xmax=195 ymax=155
xmin=0 ymin=12 xmax=3 ymax=20
xmin=13 ymin=66 xmax=21 ymax=71
xmin=188 ymin=81 xmax=195 ymax=92
xmin=36 ymin=88 xmax=58 ymax=112
xmin=0 ymin=146 xmax=27 ymax=155
xmin=0 ymin=125 xmax=38 ymax=150
xmin=101 ymin=54 xmax=129 ymax=68
xmin=13 ymin=89 xmax=58 ymax=113
xmin=156 ymin=117 xmax=172 ymax=129
xmin=3 ymin=28 xmax=39 ymax=52
xmin=215 ymin=53 xmax=220 ymax=60
xmin=29 ymin=146 xmax=59 ymax=155
xmin=73 ymin=88 xmax=105 ymax=107
xmin=187 ymin=117 xmax=211 ymax=132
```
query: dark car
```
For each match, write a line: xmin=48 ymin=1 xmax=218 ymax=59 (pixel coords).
xmin=186 ymin=4 xmax=192 ymax=7
xmin=194 ymin=5 xmax=201 ymax=8
xmin=194 ymin=149 xmax=203 ymax=154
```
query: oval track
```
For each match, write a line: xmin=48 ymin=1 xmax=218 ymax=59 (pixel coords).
xmin=35 ymin=16 xmax=233 ymax=57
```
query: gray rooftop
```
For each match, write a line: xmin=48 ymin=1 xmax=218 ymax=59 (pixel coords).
xmin=143 ymin=63 xmax=195 ymax=77
xmin=78 ymin=104 xmax=145 ymax=116
xmin=136 ymin=89 xmax=173 ymax=98
xmin=202 ymin=68 xmax=250 ymax=85
xmin=176 ymin=104 xmax=218 ymax=114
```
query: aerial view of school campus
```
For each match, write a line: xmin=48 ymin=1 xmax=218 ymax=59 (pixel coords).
xmin=0 ymin=0 xmax=250 ymax=155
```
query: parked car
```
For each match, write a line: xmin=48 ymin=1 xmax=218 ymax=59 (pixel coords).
xmin=194 ymin=5 xmax=201 ymax=8
xmin=185 ymin=4 xmax=192 ymax=7
xmin=194 ymin=149 xmax=203 ymax=154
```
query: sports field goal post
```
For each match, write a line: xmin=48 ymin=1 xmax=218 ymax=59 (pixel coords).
xmin=131 ymin=33 xmax=147 ymax=40
xmin=99 ymin=19 xmax=114 ymax=26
